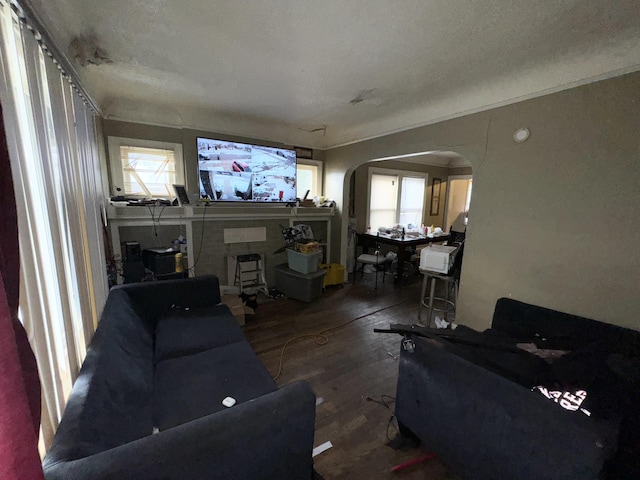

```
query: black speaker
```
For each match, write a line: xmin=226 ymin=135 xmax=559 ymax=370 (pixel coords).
xmin=122 ymin=260 xmax=145 ymax=284
xmin=121 ymin=241 xmax=142 ymax=262
xmin=121 ymin=241 xmax=144 ymax=283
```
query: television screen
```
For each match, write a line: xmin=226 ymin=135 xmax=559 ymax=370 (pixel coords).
xmin=197 ymin=137 xmax=297 ymax=202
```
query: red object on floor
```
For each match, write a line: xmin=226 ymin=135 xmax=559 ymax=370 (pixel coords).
xmin=391 ymin=453 xmax=437 ymax=472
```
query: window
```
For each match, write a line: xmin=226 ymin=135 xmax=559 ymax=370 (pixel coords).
xmin=399 ymin=176 xmax=426 ymax=226
xmin=108 ymin=137 xmax=184 ymax=198
xmin=0 ymin=1 xmax=108 ymax=453
xmin=369 ymin=172 xmax=398 ymax=231
xmin=296 ymin=159 xmax=323 ymax=198
xmin=368 ymin=168 xmax=427 ymax=231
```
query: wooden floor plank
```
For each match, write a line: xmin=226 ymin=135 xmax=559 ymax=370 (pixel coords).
xmin=244 ymin=272 xmax=460 ymax=479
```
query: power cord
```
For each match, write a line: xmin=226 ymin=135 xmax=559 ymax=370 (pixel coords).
xmin=364 ymin=394 xmax=396 ymax=409
xmin=272 ymin=299 xmax=411 ymax=380
xmin=187 ymin=201 xmax=215 ymax=274
xmin=364 ymin=394 xmax=399 ymax=441
xmin=146 ymin=203 xmax=166 ymax=240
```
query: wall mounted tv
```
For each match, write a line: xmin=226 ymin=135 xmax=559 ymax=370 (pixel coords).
xmin=197 ymin=137 xmax=297 ymax=202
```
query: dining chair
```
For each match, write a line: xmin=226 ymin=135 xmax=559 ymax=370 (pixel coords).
xmin=353 ymin=244 xmax=386 ymax=289
xmin=447 ymin=227 xmax=466 ymax=246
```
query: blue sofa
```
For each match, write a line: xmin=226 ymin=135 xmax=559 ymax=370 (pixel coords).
xmin=391 ymin=298 xmax=640 ymax=480
xmin=42 ymin=275 xmax=317 ymax=479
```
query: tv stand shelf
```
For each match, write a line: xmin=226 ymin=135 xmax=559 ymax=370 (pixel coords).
xmin=106 ymin=204 xmax=335 ymax=285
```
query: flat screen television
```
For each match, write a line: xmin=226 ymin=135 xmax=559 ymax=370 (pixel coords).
xmin=197 ymin=137 xmax=297 ymax=202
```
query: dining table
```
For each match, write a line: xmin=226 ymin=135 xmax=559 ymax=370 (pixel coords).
xmin=356 ymin=231 xmax=450 ymax=284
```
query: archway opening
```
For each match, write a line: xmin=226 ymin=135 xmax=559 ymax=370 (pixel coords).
xmin=342 ymin=150 xmax=472 ymax=274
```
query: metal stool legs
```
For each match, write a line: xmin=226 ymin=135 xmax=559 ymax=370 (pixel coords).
xmin=418 ymin=271 xmax=457 ymax=327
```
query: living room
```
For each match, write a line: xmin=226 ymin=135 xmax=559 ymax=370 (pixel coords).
xmin=1 ymin=1 xmax=639 ymax=479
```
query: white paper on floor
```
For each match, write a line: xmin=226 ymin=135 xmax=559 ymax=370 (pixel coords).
xmin=434 ymin=316 xmax=449 ymax=329
xmin=312 ymin=441 xmax=333 ymax=457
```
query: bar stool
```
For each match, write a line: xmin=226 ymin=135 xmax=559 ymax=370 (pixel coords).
xmin=418 ymin=269 xmax=458 ymax=327
xmin=234 ymin=253 xmax=268 ymax=296
xmin=418 ymin=242 xmax=464 ymax=327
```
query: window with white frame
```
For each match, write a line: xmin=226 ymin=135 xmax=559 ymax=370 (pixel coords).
xmin=368 ymin=168 xmax=427 ymax=231
xmin=399 ymin=176 xmax=426 ymax=226
xmin=108 ymin=137 xmax=184 ymax=198
xmin=296 ymin=159 xmax=323 ymax=199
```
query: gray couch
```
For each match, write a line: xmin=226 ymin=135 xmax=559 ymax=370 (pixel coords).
xmin=392 ymin=298 xmax=640 ymax=480
xmin=42 ymin=275 xmax=317 ymax=480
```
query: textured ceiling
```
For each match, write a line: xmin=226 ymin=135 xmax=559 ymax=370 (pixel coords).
xmin=27 ymin=0 xmax=640 ymax=149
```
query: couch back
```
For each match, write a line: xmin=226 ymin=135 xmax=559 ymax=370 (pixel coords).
xmin=492 ymin=298 xmax=640 ymax=347
xmin=113 ymin=275 xmax=222 ymax=330
xmin=43 ymin=288 xmax=155 ymax=466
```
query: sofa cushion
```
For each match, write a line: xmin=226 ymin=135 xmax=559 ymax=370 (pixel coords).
xmin=153 ymin=341 xmax=277 ymax=430
xmin=155 ymin=305 xmax=245 ymax=363
xmin=539 ymin=339 xmax=640 ymax=421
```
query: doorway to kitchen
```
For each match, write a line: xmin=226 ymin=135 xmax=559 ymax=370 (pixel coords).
xmin=444 ymin=175 xmax=472 ymax=232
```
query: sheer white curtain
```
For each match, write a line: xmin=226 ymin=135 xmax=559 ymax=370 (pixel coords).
xmin=369 ymin=172 xmax=398 ymax=231
xmin=399 ymin=176 xmax=425 ymax=227
xmin=0 ymin=1 xmax=108 ymax=453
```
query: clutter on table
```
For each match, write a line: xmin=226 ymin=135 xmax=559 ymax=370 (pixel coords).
xmin=372 ymin=224 xmax=445 ymax=239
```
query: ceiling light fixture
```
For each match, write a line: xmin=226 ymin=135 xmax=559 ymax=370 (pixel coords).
xmin=513 ymin=127 xmax=530 ymax=143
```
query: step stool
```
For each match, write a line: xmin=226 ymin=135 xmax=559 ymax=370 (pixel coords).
xmin=234 ymin=254 xmax=268 ymax=296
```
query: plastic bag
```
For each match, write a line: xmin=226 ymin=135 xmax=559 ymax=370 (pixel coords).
xmin=281 ymin=224 xmax=314 ymax=245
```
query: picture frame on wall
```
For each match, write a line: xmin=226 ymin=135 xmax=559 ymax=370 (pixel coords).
xmin=430 ymin=178 xmax=441 ymax=216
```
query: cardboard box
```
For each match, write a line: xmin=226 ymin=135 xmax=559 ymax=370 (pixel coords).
xmin=221 ymin=294 xmax=255 ymax=326
xmin=295 ymin=241 xmax=319 ymax=253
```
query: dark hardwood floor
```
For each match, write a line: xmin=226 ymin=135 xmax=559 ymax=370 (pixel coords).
xmin=243 ymin=271 xmax=460 ymax=480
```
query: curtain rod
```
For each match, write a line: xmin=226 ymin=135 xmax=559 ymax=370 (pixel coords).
xmin=10 ymin=0 xmax=102 ymax=115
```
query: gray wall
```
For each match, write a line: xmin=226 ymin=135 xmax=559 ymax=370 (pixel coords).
xmin=325 ymin=71 xmax=640 ymax=332
xmin=102 ymin=71 xmax=640 ymax=332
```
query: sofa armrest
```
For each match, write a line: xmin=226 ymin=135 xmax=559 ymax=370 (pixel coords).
xmin=43 ymin=381 xmax=316 ymax=480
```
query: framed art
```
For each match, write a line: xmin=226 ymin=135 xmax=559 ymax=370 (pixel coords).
xmin=430 ymin=178 xmax=441 ymax=216
xmin=172 ymin=184 xmax=190 ymax=206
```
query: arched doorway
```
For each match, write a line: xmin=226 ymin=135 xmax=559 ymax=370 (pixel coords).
xmin=342 ymin=151 xmax=472 ymax=274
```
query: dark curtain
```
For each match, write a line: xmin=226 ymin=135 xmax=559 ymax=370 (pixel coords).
xmin=0 ymin=104 xmax=43 ymax=478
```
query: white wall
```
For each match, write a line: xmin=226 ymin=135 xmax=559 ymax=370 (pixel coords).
xmin=325 ymin=71 xmax=640 ymax=331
